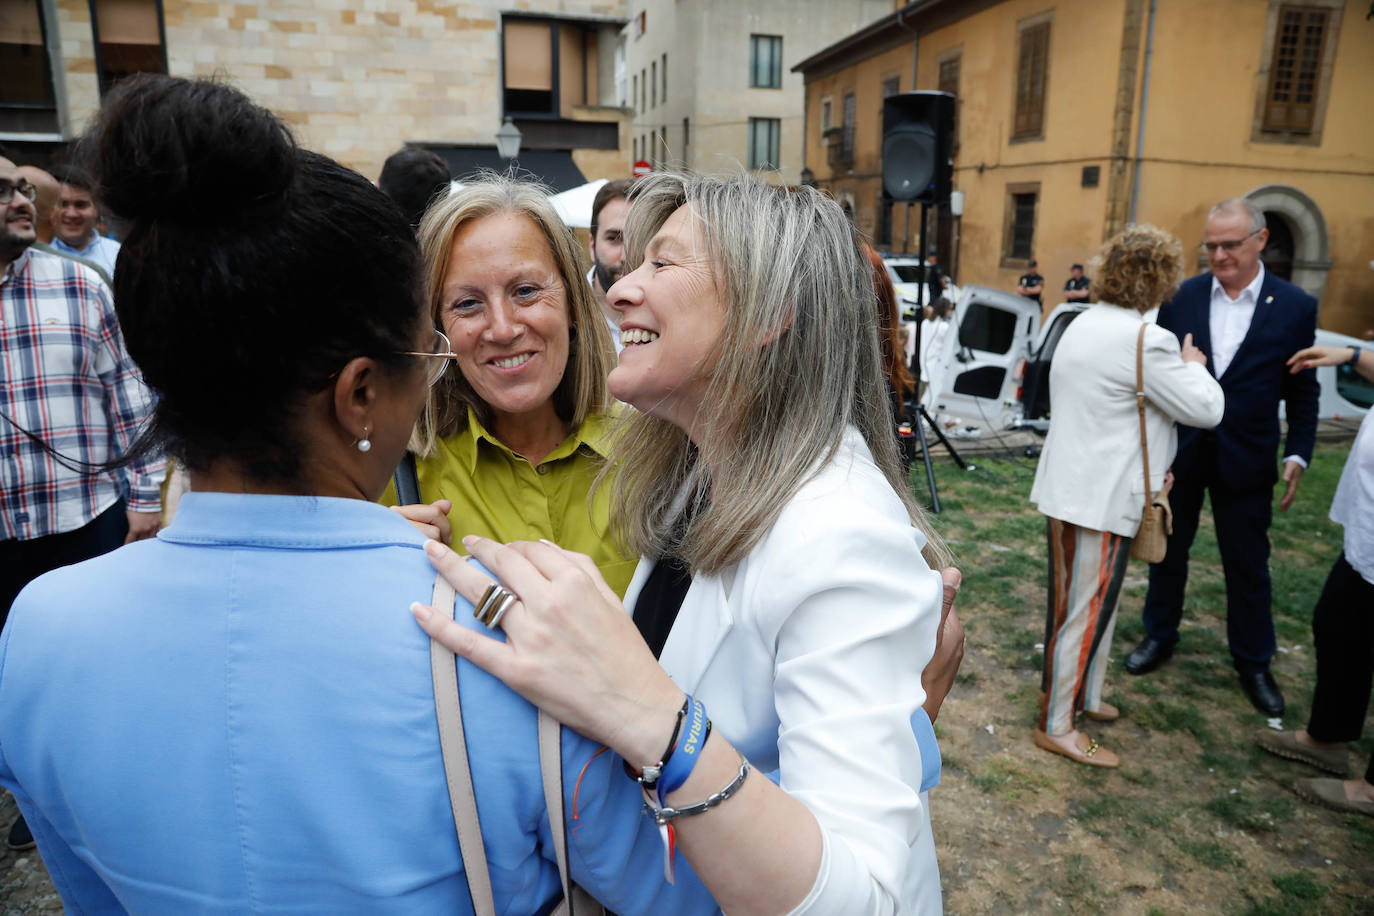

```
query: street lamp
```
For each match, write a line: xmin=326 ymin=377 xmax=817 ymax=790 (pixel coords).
xmin=495 ymin=118 xmax=522 ymax=160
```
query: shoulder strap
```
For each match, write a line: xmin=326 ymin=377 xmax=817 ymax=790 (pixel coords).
xmin=1135 ymin=323 xmax=1152 ymax=504
xmin=540 ymin=712 xmax=577 ymax=915
xmin=430 ymin=574 xmax=497 ymax=916
xmin=540 ymin=712 xmax=605 ymax=916
xmin=394 ymin=452 xmax=421 ymax=506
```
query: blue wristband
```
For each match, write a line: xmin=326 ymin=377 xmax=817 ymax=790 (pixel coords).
xmin=657 ymin=695 xmax=710 ymax=801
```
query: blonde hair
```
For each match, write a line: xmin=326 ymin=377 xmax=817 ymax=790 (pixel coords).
xmin=411 ymin=174 xmax=614 ymax=454
xmin=1089 ymin=223 xmax=1186 ymax=314
xmin=608 ymin=171 xmax=950 ymax=573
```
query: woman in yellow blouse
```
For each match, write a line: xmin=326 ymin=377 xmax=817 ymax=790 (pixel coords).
xmin=385 ymin=177 xmax=637 ymax=597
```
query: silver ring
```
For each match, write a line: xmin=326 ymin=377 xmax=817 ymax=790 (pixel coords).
xmin=486 ymin=592 xmax=517 ymax=629
xmin=473 ymin=583 xmax=519 ymax=628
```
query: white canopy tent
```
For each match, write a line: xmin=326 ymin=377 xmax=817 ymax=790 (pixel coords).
xmin=548 ymin=179 xmax=608 ymax=229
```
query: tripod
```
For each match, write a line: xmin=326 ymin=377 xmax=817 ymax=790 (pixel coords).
xmin=904 ymin=200 xmax=971 ymax=514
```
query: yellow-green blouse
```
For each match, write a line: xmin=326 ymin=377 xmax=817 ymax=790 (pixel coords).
xmin=383 ymin=407 xmax=638 ymax=598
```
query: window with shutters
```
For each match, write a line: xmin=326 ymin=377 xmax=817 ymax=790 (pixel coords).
xmin=878 ymin=77 xmax=899 ymax=149
xmin=1 ymin=0 xmax=59 ymax=133
xmin=841 ymin=92 xmax=856 ymax=162
xmin=1012 ymin=18 xmax=1050 ymax=142
xmin=1253 ymin=2 xmax=1341 ymax=145
xmin=504 ymin=20 xmax=555 ymax=115
xmin=938 ymin=50 xmax=961 ymax=152
xmin=1001 ymin=182 xmax=1039 ymax=267
xmin=89 ymin=0 xmax=168 ymax=97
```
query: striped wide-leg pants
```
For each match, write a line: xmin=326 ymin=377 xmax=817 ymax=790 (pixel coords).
xmin=1040 ymin=516 xmax=1133 ymax=735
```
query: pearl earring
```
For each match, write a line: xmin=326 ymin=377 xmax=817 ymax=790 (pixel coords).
xmin=357 ymin=428 xmax=372 ymax=453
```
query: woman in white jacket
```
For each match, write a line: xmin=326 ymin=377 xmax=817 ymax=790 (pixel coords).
xmin=1029 ymin=224 xmax=1224 ymax=767
xmin=414 ymin=172 xmax=954 ymax=914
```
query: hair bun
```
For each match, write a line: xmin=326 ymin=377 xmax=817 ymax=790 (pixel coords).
xmin=80 ymin=74 xmax=296 ymax=225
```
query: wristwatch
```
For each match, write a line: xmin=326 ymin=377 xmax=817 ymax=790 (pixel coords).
xmin=1350 ymin=345 xmax=1363 ymax=366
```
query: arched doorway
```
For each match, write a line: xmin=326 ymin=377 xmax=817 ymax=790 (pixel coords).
xmin=1244 ymin=184 xmax=1331 ymax=307
xmin=1261 ymin=211 xmax=1295 ymax=282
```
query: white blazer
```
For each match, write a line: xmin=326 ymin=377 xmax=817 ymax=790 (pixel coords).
xmin=1029 ymin=304 xmax=1225 ymax=536
xmin=624 ymin=429 xmax=945 ymax=915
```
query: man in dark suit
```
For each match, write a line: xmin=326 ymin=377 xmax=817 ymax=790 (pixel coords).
xmin=1125 ymin=198 xmax=1319 ymax=717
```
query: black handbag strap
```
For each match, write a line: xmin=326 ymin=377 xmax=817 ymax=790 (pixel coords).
xmin=393 ymin=452 xmax=421 ymax=505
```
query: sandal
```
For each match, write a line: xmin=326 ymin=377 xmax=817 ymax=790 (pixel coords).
xmin=1083 ymin=702 xmax=1120 ymax=722
xmin=1034 ymin=729 xmax=1120 ymax=768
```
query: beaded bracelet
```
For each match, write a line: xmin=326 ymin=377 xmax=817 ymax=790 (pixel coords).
xmin=623 ymin=695 xmax=689 ymax=789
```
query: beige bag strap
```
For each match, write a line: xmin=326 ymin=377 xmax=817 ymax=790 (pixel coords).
xmin=430 ymin=575 xmax=596 ymax=915
xmin=540 ymin=711 xmax=577 ymax=916
xmin=1135 ymin=323 xmax=1153 ymax=508
xmin=429 ymin=574 xmax=497 ymax=916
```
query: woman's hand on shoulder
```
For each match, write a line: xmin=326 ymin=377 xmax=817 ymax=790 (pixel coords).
xmin=390 ymin=499 xmax=453 ymax=544
xmin=1179 ymin=332 xmax=1207 ymax=366
xmin=411 ymin=536 xmax=684 ymax=766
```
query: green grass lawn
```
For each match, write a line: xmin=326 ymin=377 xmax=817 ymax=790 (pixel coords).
xmin=916 ymin=440 xmax=1372 ymax=915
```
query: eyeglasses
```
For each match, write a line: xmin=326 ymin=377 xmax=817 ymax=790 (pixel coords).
xmin=1201 ymin=229 xmax=1260 ymax=255
xmin=0 ymin=179 xmax=38 ymax=206
xmin=401 ymin=328 xmax=458 ymax=387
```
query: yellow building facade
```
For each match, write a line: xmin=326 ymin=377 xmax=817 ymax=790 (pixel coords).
xmin=796 ymin=0 xmax=1374 ymax=337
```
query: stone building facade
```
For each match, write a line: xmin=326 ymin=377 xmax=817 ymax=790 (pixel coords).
xmin=2 ymin=0 xmax=636 ymax=187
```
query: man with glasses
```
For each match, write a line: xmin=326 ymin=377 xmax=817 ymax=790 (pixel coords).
xmin=1125 ymin=197 xmax=1319 ymax=718
xmin=0 ymin=158 xmax=164 ymax=851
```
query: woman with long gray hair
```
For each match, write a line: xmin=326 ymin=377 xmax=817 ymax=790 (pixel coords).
xmin=414 ymin=171 xmax=954 ymax=914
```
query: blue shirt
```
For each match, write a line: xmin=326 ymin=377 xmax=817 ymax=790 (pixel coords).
xmin=0 ymin=493 xmax=715 ymax=914
xmin=50 ymin=233 xmax=121 ymax=279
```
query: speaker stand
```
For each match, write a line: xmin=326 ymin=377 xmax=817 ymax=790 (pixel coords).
xmin=908 ymin=200 xmax=971 ymax=514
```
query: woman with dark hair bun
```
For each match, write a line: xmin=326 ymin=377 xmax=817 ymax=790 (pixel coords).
xmin=0 ymin=75 xmax=716 ymax=914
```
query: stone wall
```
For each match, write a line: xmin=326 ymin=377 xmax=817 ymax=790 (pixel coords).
xmin=52 ymin=0 xmax=627 ymax=181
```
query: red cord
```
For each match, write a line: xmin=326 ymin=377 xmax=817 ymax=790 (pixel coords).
xmin=571 ymin=745 xmax=610 ymax=833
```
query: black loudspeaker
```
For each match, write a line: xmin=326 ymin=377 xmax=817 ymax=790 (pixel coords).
xmin=882 ymin=91 xmax=954 ymax=205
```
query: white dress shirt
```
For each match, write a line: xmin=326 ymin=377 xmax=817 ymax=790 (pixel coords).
xmin=1331 ymin=409 xmax=1374 ymax=585
xmin=1207 ymin=263 xmax=1307 ymax=469
xmin=586 ymin=265 xmax=624 ymax=353
xmin=1208 ymin=262 xmax=1264 ymax=379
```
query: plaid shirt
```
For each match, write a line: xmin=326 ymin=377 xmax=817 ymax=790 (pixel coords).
xmin=1 ymin=248 xmax=164 ymax=541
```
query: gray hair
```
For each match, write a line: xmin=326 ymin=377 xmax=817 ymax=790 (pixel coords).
xmin=605 ymin=171 xmax=950 ymax=573
xmin=410 ymin=173 xmax=614 ymax=455
xmin=1207 ymin=197 xmax=1266 ymax=233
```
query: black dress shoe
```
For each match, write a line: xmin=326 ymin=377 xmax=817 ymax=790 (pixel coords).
xmin=1240 ymin=670 xmax=1285 ymax=717
xmin=1125 ymin=637 xmax=1175 ymax=675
